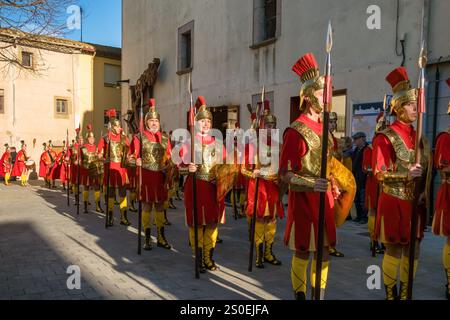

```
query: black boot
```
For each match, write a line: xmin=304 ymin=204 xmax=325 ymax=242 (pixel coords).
xmin=255 ymin=243 xmax=264 ymax=269
xmin=143 ymin=229 xmax=152 ymax=251
xmin=164 ymin=211 xmax=172 ymax=226
xmin=129 ymin=200 xmax=138 ymax=212
xmin=157 ymin=227 xmax=172 ymax=250
xmin=264 ymin=243 xmax=282 ymax=265
xmin=294 ymin=291 xmax=306 ymax=300
xmin=83 ymin=201 xmax=89 ymax=214
xmin=120 ymin=211 xmax=131 ymax=226
xmin=446 ymin=284 xmax=450 ymax=300
xmin=96 ymin=202 xmax=104 ymax=213
xmin=385 ymin=285 xmax=398 ymax=301
xmin=169 ymin=199 xmax=176 ymax=209
xmin=107 ymin=211 xmax=114 ymax=227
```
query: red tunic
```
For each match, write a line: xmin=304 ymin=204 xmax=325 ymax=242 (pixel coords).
xmin=281 ymin=115 xmax=336 ymax=252
xmin=1 ymin=151 xmax=12 ymax=177
xmin=372 ymin=121 xmax=425 ymax=244
xmin=79 ymin=144 xmax=101 ymax=186
xmin=132 ymin=131 xmax=172 ymax=203
xmin=432 ymin=131 xmax=450 ymax=237
xmin=362 ymin=146 xmax=379 ymax=210
xmin=98 ymin=132 xmax=130 ymax=188
xmin=39 ymin=151 xmax=52 ymax=178
xmin=180 ymin=134 xmax=226 ymax=227
xmin=11 ymin=150 xmax=27 ymax=176
xmin=50 ymin=151 xmax=67 ymax=182
xmin=244 ymin=141 xmax=284 ymax=219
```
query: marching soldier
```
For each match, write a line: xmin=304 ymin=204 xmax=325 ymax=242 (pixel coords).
xmin=432 ymin=78 xmax=450 ymax=300
xmin=80 ymin=125 xmax=104 ymax=214
xmin=133 ymin=99 xmax=172 ymax=250
xmin=180 ymin=96 xmax=227 ymax=272
xmin=69 ymin=130 xmax=83 ymax=203
xmin=280 ymin=53 xmax=354 ymax=300
xmin=39 ymin=142 xmax=54 ymax=188
xmin=127 ymin=140 xmax=138 ymax=213
xmin=231 ymin=122 xmax=247 ymax=218
xmin=372 ymin=67 xmax=430 ymax=300
xmin=242 ymin=101 xmax=284 ymax=269
xmin=12 ymin=141 xmax=30 ymax=187
xmin=98 ymin=109 xmax=131 ymax=227
xmin=50 ymin=142 xmax=69 ymax=190
xmin=1 ymin=144 xmax=12 ymax=186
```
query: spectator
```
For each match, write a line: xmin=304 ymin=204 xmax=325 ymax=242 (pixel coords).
xmin=350 ymin=132 xmax=369 ymax=224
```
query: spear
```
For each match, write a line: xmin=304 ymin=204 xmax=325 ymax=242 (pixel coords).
xmin=188 ymin=74 xmax=200 ymax=279
xmin=137 ymin=96 xmax=144 ymax=255
xmin=314 ymin=21 xmax=333 ymax=301
xmin=105 ymin=117 xmax=112 ymax=229
xmin=248 ymin=86 xmax=264 ymax=272
xmin=76 ymin=125 xmax=81 ymax=216
xmin=406 ymin=40 xmax=427 ymax=300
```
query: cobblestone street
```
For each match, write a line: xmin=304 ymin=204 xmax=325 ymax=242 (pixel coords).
xmin=0 ymin=181 xmax=447 ymax=300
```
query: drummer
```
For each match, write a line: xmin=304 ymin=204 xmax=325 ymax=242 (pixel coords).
xmin=80 ymin=124 xmax=104 ymax=214
xmin=11 ymin=141 xmax=31 ymax=187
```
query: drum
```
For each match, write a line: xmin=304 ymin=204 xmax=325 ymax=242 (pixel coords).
xmin=25 ymin=160 xmax=35 ymax=170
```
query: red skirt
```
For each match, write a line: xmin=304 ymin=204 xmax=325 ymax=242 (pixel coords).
xmin=127 ymin=167 xmax=137 ymax=189
xmin=70 ymin=165 xmax=79 ymax=185
xmin=375 ymin=192 xmax=426 ymax=244
xmin=365 ymin=175 xmax=379 ymax=210
xmin=246 ymin=178 xmax=284 ymax=219
xmin=284 ymin=190 xmax=336 ymax=252
xmin=432 ymin=183 xmax=450 ymax=237
xmin=140 ymin=169 xmax=168 ymax=203
xmin=184 ymin=175 xmax=225 ymax=227
xmin=79 ymin=168 xmax=100 ymax=186
xmin=11 ymin=162 xmax=26 ymax=176
xmin=103 ymin=162 xmax=128 ymax=188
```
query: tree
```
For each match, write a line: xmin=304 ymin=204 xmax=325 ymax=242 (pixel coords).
xmin=0 ymin=0 xmax=79 ymax=72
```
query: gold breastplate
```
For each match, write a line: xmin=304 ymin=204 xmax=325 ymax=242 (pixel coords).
xmin=256 ymin=143 xmax=278 ymax=181
xmin=141 ymin=133 xmax=169 ymax=171
xmin=110 ymin=138 xmax=126 ymax=163
xmin=379 ymin=127 xmax=430 ymax=200
xmin=289 ymin=121 xmax=333 ymax=192
xmin=81 ymin=147 xmax=97 ymax=170
xmin=196 ymin=143 xmax=219 ymax=182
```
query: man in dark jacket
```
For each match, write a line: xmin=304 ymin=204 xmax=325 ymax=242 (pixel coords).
xmin=351 ymin=132 xmax=369 ymax=224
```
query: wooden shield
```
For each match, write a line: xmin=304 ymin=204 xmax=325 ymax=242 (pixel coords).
xmin=331 ymin=157 xmax=357 ymax=227
xmin=216 ymin=164 xmax=239 ymax=201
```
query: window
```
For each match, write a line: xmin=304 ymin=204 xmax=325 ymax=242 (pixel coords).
xmin=252 ymin=0 xmax=281 ymax=48
xmin=56 ymin=99 xmax=68 ymax=115
xmin=251 ymin=91 xmax=274 ymax=115
xmin=104 ymin=63 xmax=121 ymax=87
xmin=0 ymin=89 xmax=4 ymax=114
xmin=22 ymin=51 xmax=33 ymax=68
xmin=177 ymin=21 xmax=194 ymax=75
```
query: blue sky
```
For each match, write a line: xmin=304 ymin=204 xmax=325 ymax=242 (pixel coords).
xmin=66 ymin=0 xmax=122 ymax=48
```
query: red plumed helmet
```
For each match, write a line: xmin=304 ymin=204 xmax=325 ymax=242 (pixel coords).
xmin=292 ymin=53 xmax=319 ymax=81
xmin=86 ymin=124 xmax=93 ymax=131
xmin=195 ymin=96 xmax=207 ymax=109
xmin=149 ymin=98 xmax=156 ymax=107
xmin=446 ymin=78 xmax=450 ymax=87
xmin=75 ymin=127 xmax=80 ymax=134
xmin=385 ymin=67 xmax=410 ymax=93
xmin=264 ymin=100 xmax=270 ymax=111
xmin=106 ymin=109 xmax=117 ymax=118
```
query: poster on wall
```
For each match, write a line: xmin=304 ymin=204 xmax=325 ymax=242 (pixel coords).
xmin=352 ymin=101 xmax=383 ymax=142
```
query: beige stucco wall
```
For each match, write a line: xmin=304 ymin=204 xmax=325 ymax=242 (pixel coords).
xmin=122 ymin=0 xmax=450 ymax=137
xmin=93 ymin=56 xmax=122 ymax=139
xmin=0 ymin=45 xmax=94 ymax=168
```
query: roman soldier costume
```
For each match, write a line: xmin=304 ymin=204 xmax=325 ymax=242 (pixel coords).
xmin=280 ymin=53 xmax=354 ymax=300
xmin=432 ymin=77 xmax=450 ymax=300
xmin=39 ymin=141 xmax=56 ymax=188
xmin=12 ymin=141 xmax=29 ymax=186
xmin=1 ymin=144 xmax=12 ymax=185
xmin=80 ymin=125 xmax=104 ymax=214
xmin=133 ymin=99 xmax=172 ymax=250
xmin=98 ymin=109 xmax=131 ymax=227
xmin=180 ymin=96 xmax=227 ymax=272
xmin=50 ymin=143 xmax=69 ymax=190
xmin=68 ymin=129 xmax=82 ymax=203
xmin=242 ymin=101 xmax=284 ymax=269
xmin=372 ymin=67 xmax=430 ymax=300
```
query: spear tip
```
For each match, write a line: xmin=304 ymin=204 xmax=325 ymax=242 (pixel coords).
xmin=419 ymin=40 xmax=427 ymax=68
xmin=326 ymin=20 xmax=333 ymax=53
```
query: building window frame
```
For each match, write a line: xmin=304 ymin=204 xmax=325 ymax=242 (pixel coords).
xmin=177 ymin=20 xmax=194 ymax=75
xmin=104 ymin=63 xmax=122 ymax=87
xmin=0 ymin=89 xmax=4 ymax=114
xmin=21 ymin=51 xmax=34 ymax=69
xmin=54 ymin=97 xmax=70 ymax=119
xmin=250 ymin=0 xmax=282 ymax=49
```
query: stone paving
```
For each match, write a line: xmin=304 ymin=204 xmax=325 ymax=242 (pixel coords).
xmin=0 ymin=180 xmax=447 ymax=300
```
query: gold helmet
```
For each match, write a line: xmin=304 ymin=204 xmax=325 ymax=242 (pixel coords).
xmin=262 ymin=100 xmax=277 ymax=127
xmin=329 ymin=112 xmax=338 ymax=121
xmin=385 ymin=67 xmax=417 ymax=121
xmin=145 ymin=98 xmax=160 ymax=122
xmin=86 ymin=124 xmax=95 ymax=139
xmin=194 ymin=96 xmax=212 ymax=121
xmin=292 ymin=53 xmax=325 ymax=113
